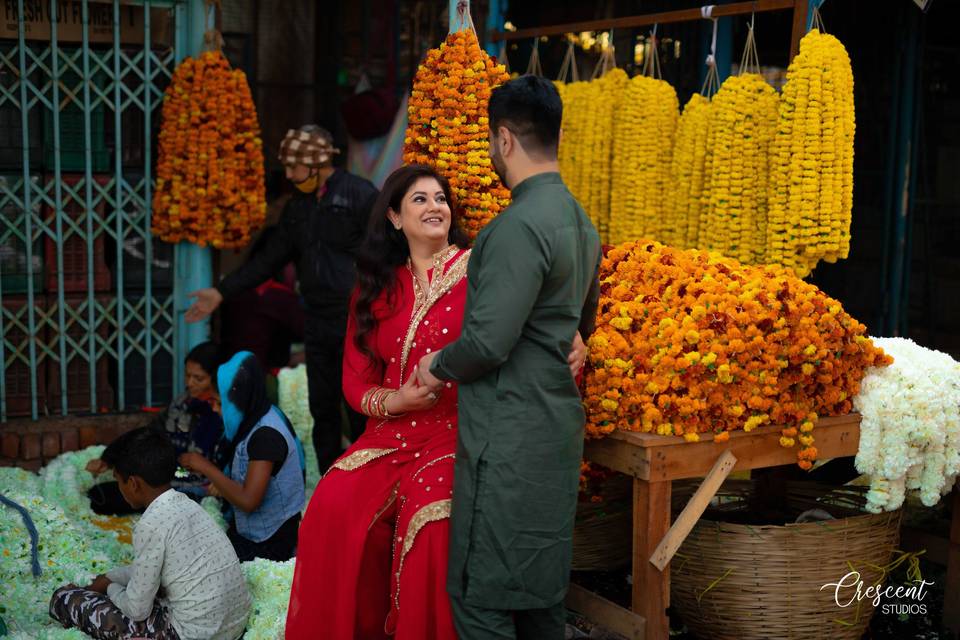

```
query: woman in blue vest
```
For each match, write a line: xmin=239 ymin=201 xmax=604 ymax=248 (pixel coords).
xmin=179 ymin=351 xmax=306 ymax=562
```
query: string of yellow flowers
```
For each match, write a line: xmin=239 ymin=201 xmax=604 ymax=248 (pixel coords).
xmin=699 ymin=73 xmax=779 ymax=265
xmin=403 ymin=29 xmax=511 ymax=239
xmin=152 ymin=51 xmax=266 ymax=249
xmin=608 ymin=74 xmax=678 ymax=246
xmin=583 ymin=240 xmax=891 ymax=468
xmin=767 ymin=29 xmax=855 ymax=276
xmin=664 ymin=93 xmax=712 ymax=249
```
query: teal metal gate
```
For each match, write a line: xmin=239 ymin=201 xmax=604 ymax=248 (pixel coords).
xmin=1 ymin=0 xmax=210 ymax=421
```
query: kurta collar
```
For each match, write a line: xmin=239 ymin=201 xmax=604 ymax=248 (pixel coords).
xmin=510 ymin=171 xmax=563 ymax=200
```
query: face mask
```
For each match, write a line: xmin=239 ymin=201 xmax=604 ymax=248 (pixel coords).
xmin=293 ymin=170 xmax=319 ymax=193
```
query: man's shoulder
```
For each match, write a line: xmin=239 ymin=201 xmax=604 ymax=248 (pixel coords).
xmin=333 ymin=170 xmax=378 ymax=199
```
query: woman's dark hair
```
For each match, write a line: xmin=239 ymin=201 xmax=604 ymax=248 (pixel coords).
xmin=185 ymin=341 xmax=222 ymax=380
xmin=102 ymin=427 xmax=176 ymax=487
xmin=353 ymin=165 xmax=469 ymax=362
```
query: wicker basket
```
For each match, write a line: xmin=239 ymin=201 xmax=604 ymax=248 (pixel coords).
xmin=572 ymin=472 xmax=632 ymax=571
xmin=671 ymin=480 xmax=902 ymax=640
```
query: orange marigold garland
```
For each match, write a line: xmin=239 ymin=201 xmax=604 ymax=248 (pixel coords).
xmin=152 ymin=51 xmax=266 ymax=249
xmin=403 ymin=29 xmax=511 ymax=239
xmin=583 ymin=240 xmax=892 ymax=468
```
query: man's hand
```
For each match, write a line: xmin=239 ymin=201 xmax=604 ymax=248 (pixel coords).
xmin=416 ymin=352 xmax=444 ymax=391
xmin=184 ymin=288 xmax=223 ymax=323
xmin=179 ymin=452 xmax=213 ymax=476
xmin=85 ymin=574 xmax=111 ymax=594
xmin=85 ymin=459 xmax=109 ymax=476
xmin=386 ymin=366 xmax=440 ymax=415
xmin=568 ymin=331 xmax=587 ymax=376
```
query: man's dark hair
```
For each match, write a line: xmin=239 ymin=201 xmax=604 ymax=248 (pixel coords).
xmin=101 ymin=427 xmax=176 ymax=487
xmin=488 ymin=75 xmax=563 ymax=158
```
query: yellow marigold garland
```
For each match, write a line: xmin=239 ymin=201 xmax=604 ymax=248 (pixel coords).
xmin=152 ymin=51 xmax=266 ymax=249
xmin=403 ymin=29 xmax=511 ymax=239
xmin=664 ymin=93 xmax=712 ymax=249
xmin=583 ymin=240 xmax=891 ymax=467
xmin=608 ymin=75 xmax=678 ymax=246
xmin=699 ymin=74 xmax=778 ymax=265
xmin=767 ymin=30 xmax=855 ymax=276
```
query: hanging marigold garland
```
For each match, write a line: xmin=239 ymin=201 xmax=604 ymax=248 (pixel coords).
xmin=583 ymin=241 xmax=891 ymax=468
xmin=608 ymin=74 xmax=678 ymax=246
xmin=767 ymin=29 xmax=855 ymax=277
xmin=664 ymin=93 xmax=712 ymax=249
xmin=152 ymin=50 xmax=266 ymax=249
xmin=698 ymin=73 xmax=779 ymax=265
xmin=403 ymin=29 xmax=511 ymax=239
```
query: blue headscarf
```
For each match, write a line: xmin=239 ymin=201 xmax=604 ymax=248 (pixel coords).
xmin=218 ymin=351 xmax=305 ymax=471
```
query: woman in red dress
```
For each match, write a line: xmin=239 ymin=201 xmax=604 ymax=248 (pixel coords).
xmin=285 ymin=165 xmax=469 ymax=639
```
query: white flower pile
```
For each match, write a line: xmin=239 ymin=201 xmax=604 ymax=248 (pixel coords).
xmin=854 ymin=337 xmax=960 ymax=513
xmin=1 ymin=447 xmax=297 ymax=637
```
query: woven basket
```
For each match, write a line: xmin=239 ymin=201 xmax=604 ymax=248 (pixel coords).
xmin=572 ymin=472 xmax=632 ymax=571
xmin=671 ymin=480 xmax=902 ymax=640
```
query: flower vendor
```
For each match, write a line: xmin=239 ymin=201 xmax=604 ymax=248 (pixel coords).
xmin=50 ymin=428 xmax=250 ymax=640
xmin=86 ymin=342 xmax=228 ymax=515
xmin=184 ymin=125 xmax=379 ymax=476
xmin=417 ymin=76 xmax=602 ymax=639
xmin=179 ymin=351 xmax=306 ymax=563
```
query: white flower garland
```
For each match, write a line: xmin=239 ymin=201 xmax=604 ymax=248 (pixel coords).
xmin=278 ymin=364 xmax=321 ymax=499
xmin=854 ymin=337 xmax=960 ymax=513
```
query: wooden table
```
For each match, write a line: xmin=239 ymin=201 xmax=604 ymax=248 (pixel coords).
xmin=565 ymin=414 xmax=863 ymax=640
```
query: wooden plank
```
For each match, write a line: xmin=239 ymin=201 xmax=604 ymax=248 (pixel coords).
xmin=633 ymin=478 xmax=671 ymax=639
xmin=944 ymin=485 xmax=960 ymax=637
xmin=566 ymin=583 xmax=646 ymax=640
xmin=582 ymin=434 xmax=650 ymax=478
xmin=586 ymin=415 xmax=861 ymax=482
xmin=790 ymin=0 xmax=810 ymax=60
xmin=649 ymin=451 xmax=737 ymax=571
xmin=491 ymin=0 xmax=797 ymax=42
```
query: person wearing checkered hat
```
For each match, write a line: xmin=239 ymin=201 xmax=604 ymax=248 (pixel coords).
xmin=186 ymin=124 xmax=378 ymax=475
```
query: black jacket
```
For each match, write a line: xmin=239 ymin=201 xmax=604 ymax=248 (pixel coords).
xmin=217 ymin=169 xmax=378 ymax=314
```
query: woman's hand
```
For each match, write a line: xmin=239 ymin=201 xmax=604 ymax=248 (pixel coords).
xmin=568 ymin=331 xmax=587 ymax=376
xmin=85 ymin=459 xmax=109 ymax=476
xmin=178 ymin=452 xmax=214 ymax=477
xmin=385 ymin=366 xmax=440 ymax=415
xmin=206 ymin=483 xmax=222 ymax=498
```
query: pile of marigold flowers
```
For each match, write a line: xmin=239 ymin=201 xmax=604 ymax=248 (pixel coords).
xmin=403 ymin=29 xmax=511 ymax=239
xmin=583 ymin=240 xmax=892 ymax=468
xmin=152 ymin=51 xmax=266 ymax=249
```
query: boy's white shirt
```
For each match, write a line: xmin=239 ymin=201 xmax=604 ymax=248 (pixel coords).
xmin=105 ymin=488 xmax=251 ymax=640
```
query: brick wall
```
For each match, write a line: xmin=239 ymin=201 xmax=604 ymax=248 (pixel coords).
xmin=0 ymin=413 xmax=154 ymax=471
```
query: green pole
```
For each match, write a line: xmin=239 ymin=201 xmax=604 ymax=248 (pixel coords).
xmin=172 ymin=0 xmax=214 ymax=395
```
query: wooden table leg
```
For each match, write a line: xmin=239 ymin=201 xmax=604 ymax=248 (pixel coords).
xmin=633 ymin=478 xmax=671 ymax=639
xmin=945 ymin=483 xmax=960 ymax=639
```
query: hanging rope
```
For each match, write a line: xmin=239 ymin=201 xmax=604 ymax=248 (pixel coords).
xmin=811 ymin=6 xmax=827 ymax=33
xmin=450 ymin=0 xmax=476 ymax=34
xmin=557 ymin=39 xmax=580 ymax=83
xmin=590 ymin=31 xmax=617 ymax=80
xmin=641 ymin=24 xmax=661 ymax=79
xmin=738 ymin=15 xmax=761 ymax=76
xmin=700 ymin=5 xmax=720 ymax=97
xmin=202 ymin=0 xmax=223 ymax=51
xmin=525 ymin=38 xmax=544 ymax=77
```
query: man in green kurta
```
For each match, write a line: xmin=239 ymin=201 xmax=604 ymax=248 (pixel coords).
xmin=418 ymin=76 xmax=601 ymax=639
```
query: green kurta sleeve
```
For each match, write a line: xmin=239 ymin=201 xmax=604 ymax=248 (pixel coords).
xmin=431 ymin=220 xmax=548 ymax=383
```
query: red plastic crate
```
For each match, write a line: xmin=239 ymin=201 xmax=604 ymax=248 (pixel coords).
xmin=42 ymin=174 xmax=111 ymax=293
xmin=45 ymin=294 xmax=114 ymax=414
xmin=1 ymin=296 xmax=49 ymax=417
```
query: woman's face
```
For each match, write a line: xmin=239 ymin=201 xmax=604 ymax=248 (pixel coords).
xmin=185 ymin=360 xmax=213 ymax=399
xmin=389 ymin=177 xmax=451 ymax=246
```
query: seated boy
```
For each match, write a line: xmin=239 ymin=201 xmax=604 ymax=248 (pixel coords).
xmin=50 ymin=427 xmax=251 ymax=640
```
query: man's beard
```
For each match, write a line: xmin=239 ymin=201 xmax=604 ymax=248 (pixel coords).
xmin=490 ymin=146 xmax=508 ymax=188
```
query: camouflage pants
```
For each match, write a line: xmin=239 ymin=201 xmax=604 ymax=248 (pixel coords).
xmin=49 ymin=585 xmax=180 ymax=640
